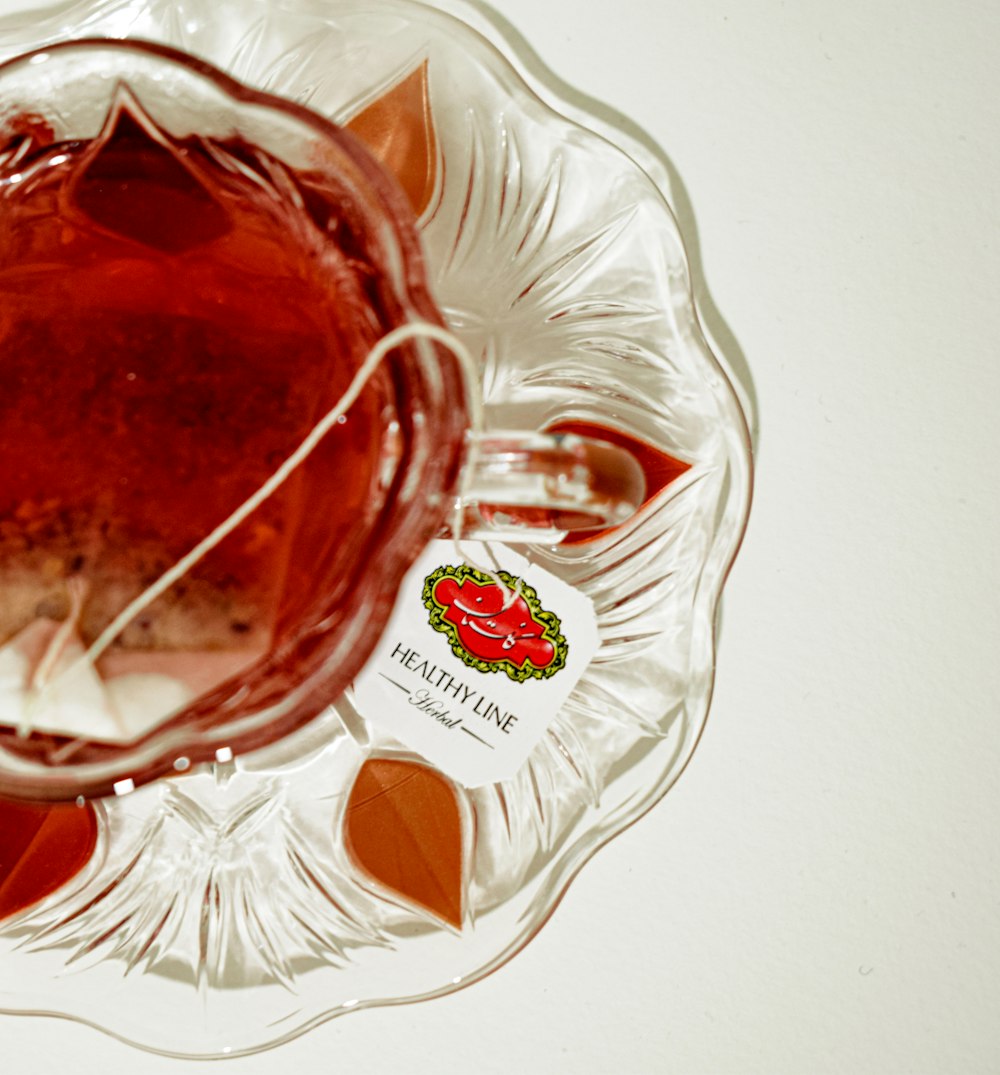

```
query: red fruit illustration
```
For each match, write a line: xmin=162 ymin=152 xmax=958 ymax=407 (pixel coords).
xmin=423 ymin=566 xmax=567 ymax=682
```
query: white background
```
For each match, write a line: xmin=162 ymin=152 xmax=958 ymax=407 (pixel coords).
xmin=2 ymin=0 xmax=999 ymax=1071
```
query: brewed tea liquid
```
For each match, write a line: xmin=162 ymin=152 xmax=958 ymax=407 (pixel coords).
xmin=0 ymin=92 xmax=392 ymax=726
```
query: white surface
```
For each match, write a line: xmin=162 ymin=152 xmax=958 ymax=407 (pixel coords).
xmin=2 ymin=0 xmax=999 ymax=1071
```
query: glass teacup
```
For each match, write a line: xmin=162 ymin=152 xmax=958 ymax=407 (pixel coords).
xmin=0 ymin=40 xmax=643 ymax=800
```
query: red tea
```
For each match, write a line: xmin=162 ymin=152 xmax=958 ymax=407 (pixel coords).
xmin=0 ymin=91 xmax=394 ymax=728
xmin=0 ymin=797 xmax=98 ymax=920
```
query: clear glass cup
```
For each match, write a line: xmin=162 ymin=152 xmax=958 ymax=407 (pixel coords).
xmin=0 ymin=38 xmax=644 ymax=801
xmin=0 ymin=1 xmax=752 ymax=1057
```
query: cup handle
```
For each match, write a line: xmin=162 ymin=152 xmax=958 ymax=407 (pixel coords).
xmin=449 ymin=430 xmax=646 ymax=543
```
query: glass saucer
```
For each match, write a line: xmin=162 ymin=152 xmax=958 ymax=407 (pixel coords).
xmin=0 ymin=0 xmax=752 ymax=1057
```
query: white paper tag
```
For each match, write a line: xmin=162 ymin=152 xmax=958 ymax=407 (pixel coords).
xmin=352 ymin=540 xmax=599 ymax=787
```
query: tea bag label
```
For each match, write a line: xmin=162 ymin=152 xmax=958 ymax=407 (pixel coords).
xmin=351 ymin=541 xmax=599 ymax=787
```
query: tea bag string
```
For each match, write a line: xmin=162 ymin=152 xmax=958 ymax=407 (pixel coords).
xmin=49 ymin=320 xmax=514 ymax=695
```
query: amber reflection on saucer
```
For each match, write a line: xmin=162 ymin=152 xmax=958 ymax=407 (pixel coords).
xmin=547 ymin=420 xmax=691 ymax=543
xmin=346 ymin=61 xmax=438 ymax=219
xmin=344 ymin=758 xmax=463 ymax=928
xmin=0 ymin=799 xmax=98 ymax=920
